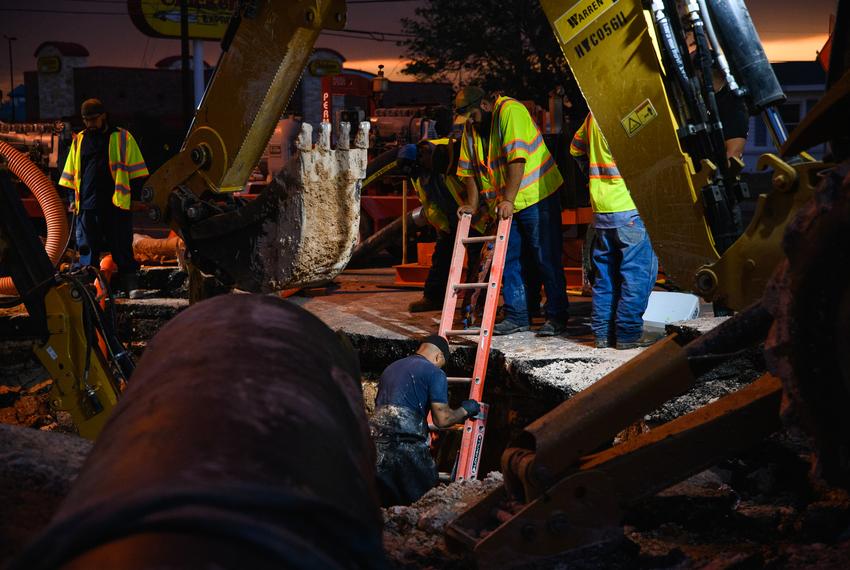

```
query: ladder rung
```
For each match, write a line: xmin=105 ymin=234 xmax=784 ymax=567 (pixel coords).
xmin=445 ymin=328 xmax=480 ymax=336
xmin=447 ymin=376 xmax=472 ymax=384
xmin=453 ymin=282 xmax=488 ymax=290
xmin=462 ymin=236 xmax=496 ymax=244
xmin=429 ymin=424 xmax=465 ymax=432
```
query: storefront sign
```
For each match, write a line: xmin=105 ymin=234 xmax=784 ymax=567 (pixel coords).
xmin=309 ymin=59 xmax=342 ymax=77
xmin=128 ymin=0 xmax=237 ymax=40
xmin=37 ymin=56 xmax=62 ymax=74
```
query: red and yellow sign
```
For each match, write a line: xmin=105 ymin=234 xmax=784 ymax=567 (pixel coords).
xmin=128 ymin=1 xmax=237 ymax=41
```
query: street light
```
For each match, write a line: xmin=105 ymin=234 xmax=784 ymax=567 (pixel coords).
xmin=4 ymin=35 xmax=17 ymax=122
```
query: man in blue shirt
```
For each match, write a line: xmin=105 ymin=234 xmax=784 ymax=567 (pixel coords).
xmin=371 ymin=335 xmax=480 ymax=506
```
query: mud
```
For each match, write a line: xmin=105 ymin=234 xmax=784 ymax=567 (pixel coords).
xmin=382 ymin=472 xmax=504 ymax=568
xmin=0 ymin=425 xmax=92 ymax=564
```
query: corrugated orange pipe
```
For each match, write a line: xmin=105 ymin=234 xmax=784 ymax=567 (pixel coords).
xmin=0 ymin=140 xmax=69 ymax=295
xmin=132 ymin=231 xmax=183 ymax=264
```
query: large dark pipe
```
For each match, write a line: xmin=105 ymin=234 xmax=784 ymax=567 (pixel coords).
xmin=707 ymin=0 xmax=785 ymax=112
xmin=12 ymin=295 xmax=386 ymax=569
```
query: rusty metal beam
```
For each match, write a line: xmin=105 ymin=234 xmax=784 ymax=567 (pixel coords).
xmin=447 ymin=374 xmax=782 ymax=566
xmin=579 ymin=373 xmax=782 ymax=504
xmin=523 ymin=335 xmax=694 ymax=489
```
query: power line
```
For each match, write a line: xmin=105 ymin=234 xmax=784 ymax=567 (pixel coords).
xmin=0 ymin=8 xmax=126 ymax=15
xmin=59 ymin=0 xmax=418 ymax=3
xmin=323 ymin=32 xmax=403 ymax=42
xmin=343 ymin=28 xmax=414 ymax=37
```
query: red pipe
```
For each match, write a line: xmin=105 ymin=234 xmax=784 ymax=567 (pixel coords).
xmin=0 ymin=140 xmax=69 ymax=295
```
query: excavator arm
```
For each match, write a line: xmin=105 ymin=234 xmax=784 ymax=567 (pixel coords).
xmin=540 ymin=0 xmax=824 ymax=310
xmin=142 ymin=0 xmax=369 ymax=293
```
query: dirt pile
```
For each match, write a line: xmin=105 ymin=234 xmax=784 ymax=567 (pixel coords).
xmin=623 ymin=431 xmax=850 ymax=568
xmin=383 ymin=472 xmax=503 ymax=568
xmin=0 ymin=381 xmax=72 ymax=433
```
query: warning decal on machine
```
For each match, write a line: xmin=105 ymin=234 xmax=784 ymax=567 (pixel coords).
xmin=620 ymin=99 xmax=657 ymax=137
xmin=554 ymin=0 xmax=620 ymax=44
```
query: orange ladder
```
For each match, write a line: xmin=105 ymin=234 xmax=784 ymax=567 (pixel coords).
xmin=438 ymin=213 xmax=511 ymax=481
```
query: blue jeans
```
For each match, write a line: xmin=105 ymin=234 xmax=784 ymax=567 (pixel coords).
xmin=75 ymin=204 xmax=139 ymax=274
xmin=502 ymin=192 xmax=568 ymax=325
xmin=591 ymin=216 xmax=657 ymax=343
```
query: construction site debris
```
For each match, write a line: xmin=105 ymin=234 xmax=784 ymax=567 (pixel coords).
xmin=382 ymin=472 xmax=503 ymax=568
xmin=0 ymin=425 xmax=92 ymax=565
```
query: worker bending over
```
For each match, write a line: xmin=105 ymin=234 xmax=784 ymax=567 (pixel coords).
xmin=59 ymin=98 xmax=148 ymax=296
xmin=399 ymin=140 xmax=490 ymax=313
xmin=455 ymin=87 xmax=569 ymax=336
xmin=570 ymin=113 xmax=658 ymax=349
xmin=371 ymin=335 xmax=480 ymax=506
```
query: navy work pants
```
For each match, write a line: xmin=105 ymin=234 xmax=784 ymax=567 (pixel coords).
xmin=502 ymin=192 xmax=568 ymax=325
xmin=423 ymin=227 xmax=483 ymax=303
xmin=75 ymin=204 xmax=139 ymax=275
xmin=591 ymin=215 xmax=657 ymax=343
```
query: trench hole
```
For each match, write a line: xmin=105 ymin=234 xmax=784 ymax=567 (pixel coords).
xmin=349 ymin=333 xmax=604 ymax=475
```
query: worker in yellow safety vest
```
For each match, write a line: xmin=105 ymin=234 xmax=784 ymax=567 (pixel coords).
xmin=570 ymin=113 xmax=659 ymax=350
xmin=59 ymin=98 xmax=149 ymax=296
xmin=455 ymin=87 xmax=568 ymax=336
xmin=400 ymin=138 xmax=491 ymax=312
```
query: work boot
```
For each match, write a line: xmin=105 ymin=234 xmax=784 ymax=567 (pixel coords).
xmin=536 ymin=318 xmax=567 ymax=337
xmin=493 ymin=319 xmax=530 ymax=336
xmin=595 ymin=338 xmax=611 ymax=349
xmin=408 ymin=297 xmax=443 ymax=313
xmin=616 ymin=331 xmax=663 ymax=350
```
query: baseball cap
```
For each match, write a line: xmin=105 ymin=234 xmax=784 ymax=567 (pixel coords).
xmin=421 ymin=334 xmax=450 ymax=363
xmin=81 ymin=98 xmax=105 ymax=119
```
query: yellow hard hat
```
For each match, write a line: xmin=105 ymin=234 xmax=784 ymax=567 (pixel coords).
xmin=454 ymin=86 xmax=485 ymax=117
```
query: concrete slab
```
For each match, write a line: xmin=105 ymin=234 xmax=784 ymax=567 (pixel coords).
xmin=2 ymin=266 xmax=738 ymax=405
xmin=292 ymin=268 xmax=649 ymax=395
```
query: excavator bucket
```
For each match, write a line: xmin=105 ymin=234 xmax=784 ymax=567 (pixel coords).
xmin=140 ymin=0 xmax=360 ymax=293
xmin=170 ymin=121 xmax=369 ymax=293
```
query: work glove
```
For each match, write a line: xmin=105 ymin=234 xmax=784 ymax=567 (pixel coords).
xmin=461 ymin=399 xmax=481 ymax=419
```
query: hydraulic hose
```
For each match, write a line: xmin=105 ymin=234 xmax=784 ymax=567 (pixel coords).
xmin=0 ymin=140 xmax=69 ymax=295
xmin=695 ymin=0 xmax=740 ymax=95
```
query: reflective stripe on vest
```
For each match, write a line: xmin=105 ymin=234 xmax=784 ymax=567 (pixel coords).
xmin=59 ymin=128 xmax=149 ymax=211
xmin=457 ymin=97 xmax=562 ymax=212
xmin=570 ymin=114 xmax=636 ymax=214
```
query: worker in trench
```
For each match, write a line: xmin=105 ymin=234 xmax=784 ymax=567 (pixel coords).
xmin=401 ymin=139 xmax=491 ymax=313
xmin=371 ymin=335 xmax=481 ymax=506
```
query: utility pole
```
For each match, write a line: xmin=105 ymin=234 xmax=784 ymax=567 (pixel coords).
xmin=180 ymin=1 xmax=192 ymax=128
xmin=3 ymin=35 xmax=16 ymax=122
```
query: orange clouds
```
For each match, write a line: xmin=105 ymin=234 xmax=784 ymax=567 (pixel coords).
xmin=761 ymin=34 xmax=830 ymax=62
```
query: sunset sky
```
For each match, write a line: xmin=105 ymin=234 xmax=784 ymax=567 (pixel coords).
xmin=0 ymin=0 xmax=837 ymax=95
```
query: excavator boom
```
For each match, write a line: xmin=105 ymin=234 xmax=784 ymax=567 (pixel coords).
xmin=540 ymin=0 xmax=820 ymax=310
